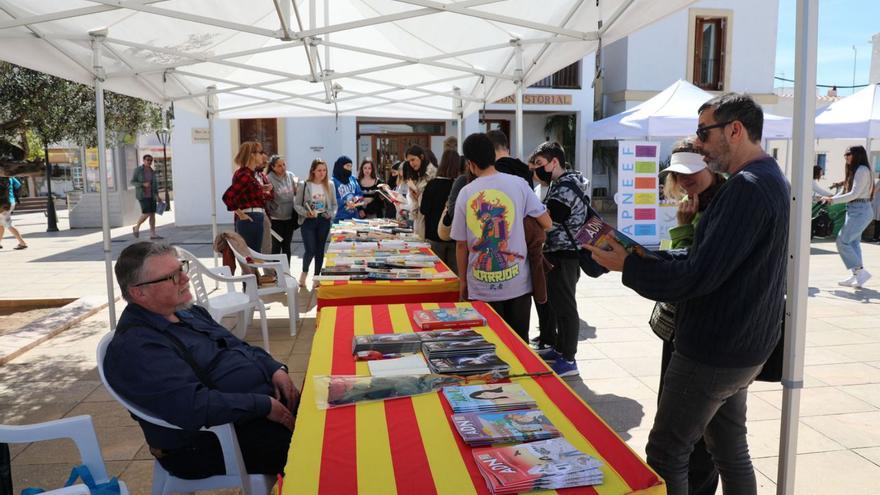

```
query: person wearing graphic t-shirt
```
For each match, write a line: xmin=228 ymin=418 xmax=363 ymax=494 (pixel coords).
xmin=294 ymin=159 xmax=337 ymax=289
xmin=331 ymin=155 xmax=363 ymax=222
xmin=451 ymin=133 xmax=551 ymax=342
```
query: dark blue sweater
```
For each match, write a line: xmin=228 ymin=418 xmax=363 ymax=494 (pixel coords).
xmin=623 ymin=156 xmax=789 ymax=367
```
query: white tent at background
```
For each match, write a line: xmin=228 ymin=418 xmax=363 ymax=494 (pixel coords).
xmin=584 ymin=79 xmax=792 ymax=140
xmin=815 ymin=82 xmax=880 ymax=139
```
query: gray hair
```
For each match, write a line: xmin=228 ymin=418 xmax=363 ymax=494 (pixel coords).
xmin=115 ymin=241 xmax=176 ymax=302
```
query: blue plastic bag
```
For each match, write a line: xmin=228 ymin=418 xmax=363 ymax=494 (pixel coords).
xmin=21 ymin=465 xmax=121 ymax=495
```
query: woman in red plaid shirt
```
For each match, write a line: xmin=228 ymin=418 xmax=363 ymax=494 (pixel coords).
xmin=227 ymin=141 xmax=273 ymax=251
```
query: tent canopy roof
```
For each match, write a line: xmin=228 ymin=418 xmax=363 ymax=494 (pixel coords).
xmin=0 ymin=0 xmax=696 ymax=119
xmin=585 ymin=79 xmax=792 ymax=140
xmin=814 ymin=83 xmax=880 ymax=139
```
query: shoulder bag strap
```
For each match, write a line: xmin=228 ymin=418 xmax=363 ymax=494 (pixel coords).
xmin=551 ymin=178 xmax=596 ymax=251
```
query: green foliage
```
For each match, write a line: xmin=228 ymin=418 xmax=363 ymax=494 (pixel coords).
xmin=544 ymin=113 xmax=577 ymax=166
xmin=0 ymin=61 xmax=162 ymax=154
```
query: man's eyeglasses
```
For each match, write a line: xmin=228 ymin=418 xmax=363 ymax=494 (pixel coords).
xmin=696 ymin=121 xmax=732 ymax=142
xmin=132 ymin=260 xmax=190 ymax=287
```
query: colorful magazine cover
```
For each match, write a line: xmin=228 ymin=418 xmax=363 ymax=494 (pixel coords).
xmin=412 ymin=307 xmax=487 ymax=330
xmin=573 ymin=213 xmax=658 ymax=259
xmin=427 ymin=352 xmax=510 ymax=376
xmin=472 ymin=437 xmax=604 ymax=494
xmin=351 ymin=333 xmax=422 ymax=354
xmin=443 ymin=383 xmax=537 ymax=413
xmin=422 ymin=338 xmax=494 ymax=358
xmin=417 ymin=328 xmax=483 ymax=342
xmin=451 ymin=409 xmax=560 ymax=446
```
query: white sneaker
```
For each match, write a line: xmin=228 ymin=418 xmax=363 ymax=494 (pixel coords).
xmin=838 ymin=274 xmax=857 ymax=287
xmin=854 ymin=269 xmax=872 ymax=288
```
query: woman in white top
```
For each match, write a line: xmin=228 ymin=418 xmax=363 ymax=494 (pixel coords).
xmin=293 ymin=159 xmax=338 ymax=288
xmin=819 ymin=146 xmax=874 ymax=287
xmin=403 ymin=144 xmax=437 ymax=239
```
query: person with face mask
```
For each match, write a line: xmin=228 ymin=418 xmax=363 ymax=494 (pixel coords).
xmin=530 ymin=142 xmax=589 ymax=378
xmin=331 ymin=155 xmax=364 ymax=222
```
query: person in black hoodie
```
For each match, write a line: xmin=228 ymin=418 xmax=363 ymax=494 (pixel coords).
xmin=487 ymin=130 xmax=533 ymax=188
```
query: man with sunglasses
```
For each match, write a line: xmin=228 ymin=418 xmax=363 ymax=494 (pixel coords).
xmin=587 ymin=93 xmax=789 ymax=495
xmin=104 ymin=241 xmax=297 ymax=480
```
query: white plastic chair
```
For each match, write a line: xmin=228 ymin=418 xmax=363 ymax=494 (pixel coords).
xmin=177 ymin=247 xmax=270 ymax=351
xmin=227 ymin=244 xmax=299 ymax=336
xmin=0 ymin=415 xmax=130 ymax=495
xmin=96 ymin=332 xmax=273 ymax=495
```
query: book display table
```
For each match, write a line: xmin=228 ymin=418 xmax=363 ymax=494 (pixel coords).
xmin=286 ymin=302 xmax=665 ymax=495
xmin=315 ymin=247 xmax=459 ymax=310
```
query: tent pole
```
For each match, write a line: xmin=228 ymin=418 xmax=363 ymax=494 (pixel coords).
xmin=90 ymin=28 xmax=116 ymax=330
xmin=778 ymin=0 xmax=818 ymax=493
xmin=207 ymin=85 xmax=219 ymax=270
xmin=513 ymin=39 xmax=524 ymax=158
xmin=454 ymin=87 xmax=463 ymax=153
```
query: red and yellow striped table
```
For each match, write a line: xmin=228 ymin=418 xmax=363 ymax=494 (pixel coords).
xmin=286 ymin=302 xmax=665 ymax=495
xmin=315 ymin=248 xmax=459 ymax=310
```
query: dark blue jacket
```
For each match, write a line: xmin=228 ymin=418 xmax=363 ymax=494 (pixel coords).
xmin=104 ymin=304 xmax=283 ymax=449
xmin=623 ymin=156 xmax=789 ymax=368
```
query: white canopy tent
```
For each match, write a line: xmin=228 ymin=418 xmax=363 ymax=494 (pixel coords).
xmin=0 ymin=1 xmax=818 ymax=494
xmin=584 ymin=79 xmax=793 ymax=140
xmin=814 ymin=83 xmax=880 ymax=156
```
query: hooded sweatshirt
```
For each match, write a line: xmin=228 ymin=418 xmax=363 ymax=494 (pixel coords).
xmin=331 ymin=155 xmax=363 ymax=221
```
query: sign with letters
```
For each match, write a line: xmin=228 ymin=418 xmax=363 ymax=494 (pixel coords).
xmin=616 ymin=141 xmax=660 ymax=245
xmin=493 ymin=94 xmax=572 ymax=105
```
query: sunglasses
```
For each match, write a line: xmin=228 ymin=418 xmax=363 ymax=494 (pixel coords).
xmin=696 ymin=121 xmax=732 ymax=142
xmin=132 ymin=259 xmax=190 ymax=287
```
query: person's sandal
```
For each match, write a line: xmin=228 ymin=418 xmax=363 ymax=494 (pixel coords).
xmin=14 ymin=244 xmax=27 ymax=250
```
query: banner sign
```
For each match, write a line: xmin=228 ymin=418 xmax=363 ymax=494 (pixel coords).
xmin=617 ymin=141 xmax=660 ymax=245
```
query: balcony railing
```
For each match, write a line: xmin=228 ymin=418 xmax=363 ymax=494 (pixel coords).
xmin=530 ymin=61 xmax=580 ymax=89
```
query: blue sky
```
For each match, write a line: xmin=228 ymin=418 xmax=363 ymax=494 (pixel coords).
xmin=775 ymin=0 xmax=879 ymax=95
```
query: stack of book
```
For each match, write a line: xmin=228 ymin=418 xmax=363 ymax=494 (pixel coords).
xmin=421 ymin=338 xmax=495 ymax=359
xmin=418 ymin=328 xmax=483 ymax=342
xmin=412 ymin=307 xmax=487 ymax=330
xmin=443 ymin=383 xmax=537 ymax=413
xmin=450 ymin=409 xmax=560 ymax=446
xmin=426 ymin=352 xmax=509 ymax=376
xmin=472 ymin=437 xmax=604 ymax=494
xmin=351 ymin=333 xmax=422 ymax=356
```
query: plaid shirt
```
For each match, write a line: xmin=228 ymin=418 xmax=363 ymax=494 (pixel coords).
xmin=227 ymin=167 xmax=268 ymax=210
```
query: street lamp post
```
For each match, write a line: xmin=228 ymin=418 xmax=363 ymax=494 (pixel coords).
xmin=156 ymin=128 xmax=171 ymax=211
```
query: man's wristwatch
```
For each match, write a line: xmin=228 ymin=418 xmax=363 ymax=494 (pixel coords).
xmin=278 ymin=364 xmax=289 ymax=373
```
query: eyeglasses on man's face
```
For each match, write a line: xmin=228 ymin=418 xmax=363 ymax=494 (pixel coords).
xmin=132 ymin=259 xmax=190 ymax=287
xmin=695 ymin=121 xmax=732 ymax=142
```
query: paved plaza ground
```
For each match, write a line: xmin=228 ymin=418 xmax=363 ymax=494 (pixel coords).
xmin=2 ymin=210 xmax=880 ymax=494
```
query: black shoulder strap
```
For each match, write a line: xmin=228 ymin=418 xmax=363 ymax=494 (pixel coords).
xmin=118 ymin=317 xmax=217 ymax=389
xmin=549 ymin=177 xmax=596 ymax=251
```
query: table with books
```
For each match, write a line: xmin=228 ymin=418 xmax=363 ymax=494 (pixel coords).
xmin=314 ymin=247 xmax=459 ymax=310
xmin=285 ymin=301 xmax=665 ymax=495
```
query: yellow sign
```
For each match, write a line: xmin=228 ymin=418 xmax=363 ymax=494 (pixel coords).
xmin=494 ymin=94 xmax=572 ymax=105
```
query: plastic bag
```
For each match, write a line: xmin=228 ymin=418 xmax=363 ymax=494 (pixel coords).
xmin=313 ymin=374 xmax=461 ymax=409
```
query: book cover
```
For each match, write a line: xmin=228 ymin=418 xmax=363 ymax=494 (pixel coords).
xmin=428 ymin=353 xmax=509 ymax=375
xmin=573 ymin=213 xmax=657 ymax=259
xmin=422 ymin=339 xmax=494 ymax=356
xmin=451 ymin=409 xmax=560 ymax=445
xmin=417 ymin=329 xmax=483 ymax=342
xmin=443 ymin=383 xmax=536 ymax=413
xmin=351 ymin=333 xmax=422 ymax=354
xmin=412 ymin=307 xmax=487 ymax=330
xmin=367 ymin=354 xmax=430 ymax=377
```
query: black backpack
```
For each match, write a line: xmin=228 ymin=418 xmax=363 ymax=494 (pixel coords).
xmin=811 ymin=207 xmax=833 ymax=238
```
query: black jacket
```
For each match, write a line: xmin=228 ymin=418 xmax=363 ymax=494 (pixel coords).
xmin=495 ymin=156 xmax=533 ymax=188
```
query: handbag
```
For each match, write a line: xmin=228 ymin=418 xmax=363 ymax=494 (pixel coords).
xmin=437 ymin=206 xmax=452 ymax=241
xmin=22 ymin=465 xmax=121 ymax=495
xmin=648 ymin=301 xmax=676 ymax=342
xmin=156 ymin=200 xmax=167 ymax=216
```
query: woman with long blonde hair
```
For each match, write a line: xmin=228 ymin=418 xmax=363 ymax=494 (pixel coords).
xmin=293 ymin=159 xmax=338 ymax=288
xmin=224 ymin=141 xmax=272 ymax=251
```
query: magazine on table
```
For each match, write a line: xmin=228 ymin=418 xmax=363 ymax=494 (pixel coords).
xmin=352 ymin=333 xmax=423 ymax=355
xmin=427 ymin=352 xmax=510 ymax=376
xmin=421 ymin=338 xmax=494 ymax=359
xmin=367 ymin=354 xmax=431 ymax=377
xmin=451 ymin=409 xmax=561 ymax=446
xmin=416 ymin=328 xmax=483 ymax=342
xmin=472 ymin=437 xmax=604 ymax=494
xmin=573 ymin=212 xmax=658 ymax=259
xmin=412 ymin=307 xmax=487 ymax=330
xmin=443 ymin=383 xmax=537 ymax=413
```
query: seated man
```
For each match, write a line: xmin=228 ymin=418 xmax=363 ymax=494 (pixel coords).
xmin=104 ymin=241 xmax=298 ymax=479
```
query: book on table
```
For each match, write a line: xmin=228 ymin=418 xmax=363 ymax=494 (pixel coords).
xmin=412 ymin=307 xmax=487 ymax=330
xmin=573 ymin=211 xmax=658 ymax=259
xmin=472 ymin=437 xmax=604 ymax=494
xmin=352 ymin=333 xmax=423 ymax=355
xmin=427 ymin=352 xmax=510 ymax=376
xmin=443 ymin=383 xmax=537 ymax=413
xmin=451 ymin=409 xmax=561 ymax=446
xmin=422 ymin=338 xmax=495 ymax=359
xmin=416 ymin=328 xmax=484 ymax=342
xmin=367 ymin=354 xmax=430 ymax=376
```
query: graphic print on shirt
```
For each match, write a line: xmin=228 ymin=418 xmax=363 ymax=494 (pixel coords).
xmin=466 ymin=189 xmax=523 ymax=285
xmin=337 ymin=181 xmax=359 ymax=211
xmin=310 ymin=189 xmax=327 ymax=213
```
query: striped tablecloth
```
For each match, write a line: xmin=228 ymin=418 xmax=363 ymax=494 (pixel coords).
xmin=315 ymin=247 xmax=459 ymax=309
xmin=286 ymin=301 xmax=665 ymax=495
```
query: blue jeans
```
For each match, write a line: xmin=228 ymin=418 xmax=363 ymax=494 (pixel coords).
xmin=647 ymin=352 xmax=762 ymax=495
xmin=235 ymin=212 xmax=264 ymax=252
xmin=300 ymin=217 xmax=331 ymax=275
xmin=836 ymin=201 xmax=873 ymax=270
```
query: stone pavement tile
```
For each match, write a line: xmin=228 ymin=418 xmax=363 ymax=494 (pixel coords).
xmin=753 ymin=451 xmax=880 ymax=495
xmin=118 ymin=460 xmax=154 ymax=495
xmin=64 ymin=402 xmax=140 ymax=428
xmin=822 ymin=315 xmax=880 ymax=330
xmin=286 ymin=352 xmax=311 ymax=373
xmin=854 ymin=447 xmax=880 ymax=467
xmin=801 ymin=346 xmax=858 ymax=366
xmin=805 ymin=328 xmax=879 ymax=347
xmin=590 ymin=341 xmax=662 ymax=359
xmin=753 ymin=386 xmax=875 ymax=417
xmin=134 ymin=443 xmax=153 ymax=460
xmin=868 ymin=361 xmax=880 ymax=369
xmin=587 ymin=399 xmax=654 ymax=437
xmin=572 ymin=358 xmax=631 ymax=380
xmin=14 ymin=426 xmax=144 ymax=465
xmin=804 ymin=363 xmax=880 ymax=386
xmin=83 ymin=384 xmax=115 ymax=402
xmin=0 ymin=401 xmax=79 ymax=425
xmin=623 ymin=427 xmax=650 ymax=459
xmin=0 ymin=380 xmax=101 ymax=406
xmin=838 ymin=384 xmax=880 ymax=409
xmin=746 ymin=393 xmax=786 ymax=421
xmin=635 ymin=375 xmax=661 ymax=394
xmin=848 ymin=327 xmax=880 ymax=340
xmin=573 ymin=342 xmax=607 ymax=360
xmin=570 ymin=376 xmax=657 ymax=405
xmin=746 ymin=419 xmax=843 ymax=458
xmin=801 ymin=411 xmax=880 ymax=449
xmin=612 ymin=355 xmax=662 ymax=378
xmin=805 ymin=318 xmax=850 ymax=332
xmin=11 ymin=460 xmax=129 ymax=495
xmin=590 ymin=327 xmax=655 ymax=344
xmin=825 ymin=343 xmax=880 ymax=362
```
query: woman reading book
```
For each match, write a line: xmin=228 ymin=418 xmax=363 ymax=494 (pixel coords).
xmin=294 ymin=159 xmax=337 ymax=289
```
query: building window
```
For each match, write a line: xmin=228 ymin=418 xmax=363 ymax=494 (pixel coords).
xmin=530 ymin=61 xmax=580 ymax=89
xmin=816 ymin=153 xmax=827 ymax=173
xmin=239 ymin=118 xmax=279 ymax=155
xmin=692 ymin=16 xmax=726 ymax=91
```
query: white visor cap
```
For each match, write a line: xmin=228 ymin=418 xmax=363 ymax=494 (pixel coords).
xmin=665 ymin=152 xmax=707 ymax=175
